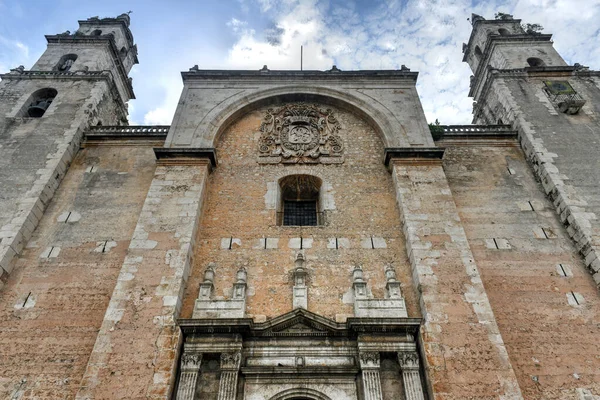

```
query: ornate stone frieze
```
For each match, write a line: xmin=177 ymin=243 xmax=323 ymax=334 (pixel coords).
xmin=258 ymin=103 xmax=344 ymax=164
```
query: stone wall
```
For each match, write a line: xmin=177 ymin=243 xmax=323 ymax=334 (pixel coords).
xmin=0 ymin=145 xmax=156 ymax=399
xmin=179 ymin=104 xmax=419 ymax=322
xmin=444 ymin=143 xmax=600 ymax=398
xmin=0 ymin=77 xmax=125 ymax=290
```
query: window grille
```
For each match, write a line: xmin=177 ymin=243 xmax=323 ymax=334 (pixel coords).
xmin=283 ymin=200 xmax=318 ymax=226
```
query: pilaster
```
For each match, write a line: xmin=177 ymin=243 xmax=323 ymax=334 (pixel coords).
xmin=359 ymin=352 xmax=383 ymax=400
xmin=292 ymin=253 xmax=308 ymax=309
xmin=387 ymin=149 xmax=523 ymax=399
xmin=175 ymin=353 xmax=202 ymax=400
xmin=398 ymin=352 xmax=425 ymax=400
xmin=218 ymin=351 xmax=242 ymax=400
xmin=76 ymin=154 xmax=213 ymax=399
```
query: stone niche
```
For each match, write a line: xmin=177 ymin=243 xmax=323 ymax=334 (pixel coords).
xmin=175 ymin=309 xmax=426 ymax=400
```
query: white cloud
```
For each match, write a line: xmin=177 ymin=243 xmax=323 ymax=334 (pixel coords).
xmin=219 ymin=0 xmax=600 ymax=124
xmin=143 ymin=106 xmax=175 ymax=125
xmin=142 ymin=77 xmax=182 ymax=125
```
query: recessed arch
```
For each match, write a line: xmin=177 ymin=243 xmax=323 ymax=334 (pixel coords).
xmin=190 ymin=85 xmax=409 ymax=149
xmin=474 ymin=45 xmax=483 ymax=59
xmin=498 ymin=28 xmax=510 ymax=35
xmin=22 ymin=88 xmax=58 ymax=118
xmin=268 ymin=388 xmax=333 ymax=400
xmin=278 ymin=174 xmax=323 ymax=226
xmin=527 ymin=57 xmax=545 ymax=67
xmin=55 ymin=53 xmax=77 ymax=72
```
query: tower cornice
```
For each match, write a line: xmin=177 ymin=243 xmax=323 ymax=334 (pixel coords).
xmin=44 ymin=34 xmax=135 ymax=100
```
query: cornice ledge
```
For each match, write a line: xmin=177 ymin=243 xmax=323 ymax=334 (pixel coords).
xmin=45 ymin=34 xmax=135 ymax=99
xmin=0 ymin=69 xmax=130 ymax=114
xmin=181 ymin=69 xmax=419 ymax=82
xmin=153 ymin=147 xmax=217 ymax=167
xmin=384 ymin=147 xmax=445 ymax=167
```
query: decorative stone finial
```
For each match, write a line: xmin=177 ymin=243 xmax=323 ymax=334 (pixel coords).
xmin=189 ymin=65 xmax=199 ymax=72
xmin=236 ymin=266 xmax=247 ymax=283
xmin=471 ymin=13 xmax=485 ymax=25
xmin=9 ymin=65 xmax=25 ymax=74
xmin=295 ymin=252 xmax=305 ymax=268
xmin=352 ymin=265 xmax=364 ymax=282
xmin=117 ymin=12 xmax=131 ymax=26
xmin=203 ymin=262 xmax=216 ymax=283
xmin=328 ymin=65 xmax=341 ymax=72
xmin=400 ymin=64 xmax=410 ymax=71
xmin=385 ymin=265 xmax=397 ymax=282
xmin=260 ymin=65 xmax=270 ymax=72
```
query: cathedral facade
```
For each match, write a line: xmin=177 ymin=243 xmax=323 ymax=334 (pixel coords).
xmin=0 ymin=12 xmax=599 ymax=400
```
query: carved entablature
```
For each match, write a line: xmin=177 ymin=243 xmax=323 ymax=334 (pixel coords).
xmin=258 ymin=103 xmax=344 ymax=164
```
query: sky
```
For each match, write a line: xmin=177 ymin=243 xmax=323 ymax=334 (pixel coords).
xmin=1 ymin=0 xmax=599 ymax=125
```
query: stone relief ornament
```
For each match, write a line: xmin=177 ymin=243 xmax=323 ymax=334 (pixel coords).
xmin=359 ymin=352 xmax=381 ymax=369
xmin=258 ymin=103 xmax=344 ymax=164
xmin=220 ymin=351 xmax=242 ymax=370
xmin=181 ymin=353 xmax=203 ymax=371
xmin=398 ymin=352 xmax=420 ymax=370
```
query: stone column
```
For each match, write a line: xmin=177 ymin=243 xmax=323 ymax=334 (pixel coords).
xmin=398 ymin=352 xmax=424 ymax=400
xmin=217 ymin=351 xmax=242 ymax=400
xmin=175 ymin=353 xmax=203 ymax=400
xmin=359 ymin=352 xmax=383 ymax=400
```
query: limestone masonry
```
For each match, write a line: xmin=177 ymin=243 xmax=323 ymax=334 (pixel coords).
xmin=0 ymin=12 xmax=599 ymax=400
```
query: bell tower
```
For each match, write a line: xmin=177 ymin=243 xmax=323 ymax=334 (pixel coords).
xmin=0 ymin=14 xmax=137 ymax=287
xmin=463 ymin=13 xmax=572 ymax=123
xmin=463 ymin=13 xmax=600 ymax=324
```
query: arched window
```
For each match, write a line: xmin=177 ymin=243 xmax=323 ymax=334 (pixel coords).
xmin=527 ymin=57 xmax=545 ymax=67
xmin=55 ymin=54 xmax=77 ymax=71
xmin=498 ymin=28 xmax=510 ymax=35
xmin=91 ymin=29 xmax=102 ymax=36
xmin=474 ymin=45 xmax=483 ymax=59
xmin=24 ymin=88 xmax=58 ymax=118
xmin=278 ymin=175 xmax=322 ymax=226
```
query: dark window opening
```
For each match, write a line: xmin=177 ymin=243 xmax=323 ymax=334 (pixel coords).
xmin=527 ymin=57 xmax=545 ymax=67
xmin=119 ymin=46 xmax=127 ymax=59
xmin=284 ymin=200 xmax=317 ymax=226
xmin=56 ymin=54 xmax=77 ymax=72
xmin=91 ymin=29 xmax=102 ymax=36
xmin=278 ymin=174 xmax=322 ymax=226
xmin=474 ymin=45 xmax=483 ymax=59
xmin=498 ymin=28 xmax=510 ymax=35
xmin=25 ymin=88 xmax=58 ymax=118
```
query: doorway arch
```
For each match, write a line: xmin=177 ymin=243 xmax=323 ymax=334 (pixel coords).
xmin=269 ymin=388 xmax=333 ymax=400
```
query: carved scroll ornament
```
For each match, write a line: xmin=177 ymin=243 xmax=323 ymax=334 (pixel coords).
xmin=258 ymin=103 xmax=344 ymax=164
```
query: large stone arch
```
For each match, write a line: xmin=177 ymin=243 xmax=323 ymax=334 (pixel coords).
xmin=185 ymin=85 xmax=412 ymax=149
xmin=268 ymin=388 xmax=333 ymax=400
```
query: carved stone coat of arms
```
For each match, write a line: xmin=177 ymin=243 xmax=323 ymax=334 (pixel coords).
xmin=257 ymin=104 xmax=344 ymax=164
